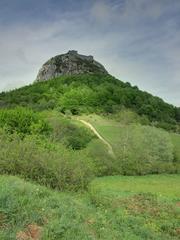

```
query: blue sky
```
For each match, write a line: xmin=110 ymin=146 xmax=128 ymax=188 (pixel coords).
xmin=0 ymin=0 xmax=179 ymax=106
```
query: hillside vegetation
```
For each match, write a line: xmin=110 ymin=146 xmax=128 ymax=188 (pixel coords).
xmin=0 ymin=74 xmax=179 ymax=132
xmin=0 ymin=108 xmax=179 ymax=193
xmin=0 ymin=73 xmax=180 ymax=239
xmin=81 ymin=114 xmax=180 ymax=175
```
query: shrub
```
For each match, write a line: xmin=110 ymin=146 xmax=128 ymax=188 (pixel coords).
xmin=49 ymin=117 xmax=95 ymax=150
xmin=0 ymin=130 xmax=94 ymax=191
xmin=113 ymin=109 xmax=150 ymax=125
xmin=171 ymin=133 xmax=180 ymax=173
xmin=115 ymin=125 xmax=174 ymax=175
xmin=0 ymin=107 xmax=50 ymax=137
xmin=86 ymin=139 xmax=116 ymax=176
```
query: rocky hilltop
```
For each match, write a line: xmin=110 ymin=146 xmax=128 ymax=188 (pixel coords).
xmin=36 ymin=50 xmax=108 ymax=82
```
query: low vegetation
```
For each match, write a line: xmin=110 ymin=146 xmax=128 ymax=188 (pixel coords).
xmin=43 ymin=111 xmax=96 ymax=150
xmin=0 ymin=108 xmax=179 ymax=194
xmin=0 ymin=175 xmax=179 ymax=239
xmin=115 ymin=125 xmax=174 ymax=175
xmin=81 ymin=114 xmax=179 ymax=175
xmin=171 ymin=133 xmax=180 ymax=170
xmin=0 ymin=130 xmax=94 ymax=191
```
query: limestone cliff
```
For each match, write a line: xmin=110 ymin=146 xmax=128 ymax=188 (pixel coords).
xmin=36 ymin=50 xmax=108 ymax=82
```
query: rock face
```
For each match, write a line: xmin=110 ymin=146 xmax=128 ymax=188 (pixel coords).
xmin=36 ymin=50 xmax=108 ymax=82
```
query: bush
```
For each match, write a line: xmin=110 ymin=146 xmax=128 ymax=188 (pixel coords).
xmin=115 ymin=125 xmax=174 ymax=175
xmin=86 ymin=139 xmax=116 ymax=176
xmin=49 ymin=117 xmax=95 ymax=150
xmin=113 ymin=109 xmax=150 ymax=125
xmin=171 ymin=133 xmax=180 ymax=173
xmin=0 ymin=107 xmax=50 ymax=137
xmin=0 ymin=130 xmax=94 ymax=191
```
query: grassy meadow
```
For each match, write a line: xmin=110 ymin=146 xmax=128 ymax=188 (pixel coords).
xmin=90 ymin=174 xmax=180 ymax=201
xmin=0 ymin=174 xmax=179 ymax=240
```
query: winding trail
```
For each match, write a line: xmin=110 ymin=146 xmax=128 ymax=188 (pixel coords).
xmin=79 ymin=119 xmax=115 ymax=157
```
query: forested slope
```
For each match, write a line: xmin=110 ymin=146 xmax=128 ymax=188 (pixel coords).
xmin=0 ymin=74 xmax=179 ymax=132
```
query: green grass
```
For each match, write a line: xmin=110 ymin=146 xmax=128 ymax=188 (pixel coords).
xmin=79 ymin=114 xmax=123 ymax=153
xmin=90 ymin=174 xmax=180 ymax=201
xmin=0 ymin=175 xmax=98 ymax=240
xmin=89 ymin=175 xmax=180 ymax=240
xmin=1 ymin=175 xmax=180 ymax=240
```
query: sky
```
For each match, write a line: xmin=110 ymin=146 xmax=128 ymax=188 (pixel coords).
xmin=0 ymin=0 xmax=179 ymax=106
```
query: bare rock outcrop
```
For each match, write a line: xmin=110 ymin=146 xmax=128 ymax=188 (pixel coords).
xmin=36 ymin=50 xmax=108 ymax=82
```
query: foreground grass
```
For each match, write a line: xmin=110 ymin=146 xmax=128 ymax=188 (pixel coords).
xmin=89 ymin=174 xmax=180 ymax=240
xmin=0 ymin=176 xmax=96 ymax=240
xmin=0 ymin=175 xmax=180 ymax=240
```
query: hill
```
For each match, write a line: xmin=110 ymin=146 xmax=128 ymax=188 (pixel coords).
xmin=0 ymin=74 xmax=179 ymax=132
xmin=0 ymin=55 xmax=180 ymax=239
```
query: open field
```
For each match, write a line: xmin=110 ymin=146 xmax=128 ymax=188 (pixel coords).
xmin=0 ymin=174 xmax=180 ymax=240
xmin=90 ymin=174 xmax=180 ymax=201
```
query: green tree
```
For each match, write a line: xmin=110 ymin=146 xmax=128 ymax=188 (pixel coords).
xmin=116 ymin=125 xmax=174 ymax=175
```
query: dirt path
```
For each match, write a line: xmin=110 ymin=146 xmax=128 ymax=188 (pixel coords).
xmin=79 ymin=119 xmax=115 ymax=157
